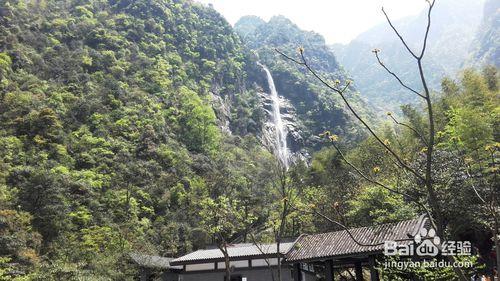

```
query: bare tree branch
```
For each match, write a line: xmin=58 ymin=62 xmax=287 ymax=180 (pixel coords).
xmin=381 ymin=7 xmax=418 ymax=59
xmin=331 ymin=141 xmax=418 ymax=199
xmin=312 ymin=209 xmax=387 ymax=247
xmin=274 ymin=1 xmax=468 ymax=279
xmin=382 ymin=0 xmax=435 ymax=60
xmin=248 ymin=232 xmax=277 ymax=281
xmin=274 ymin=50 xmax=305 ymax=66
xmin=276 ymin=48 xmax=425 ymax=182
xmin=465 ymin=166 xmax=487 ymax=204
xmin=382 ymin=0 xmax=443 ymax=244
xmin=328 ymin=140 xmax=437 ymax=229
xmin=388 ymin=113 xmax=429 ymax=146
xmin=290 ymin=205 xmax=413 ymax=247
xmin=373 ymin=51 xmax=425 ymax=99
xmin=420 ymin=0 xmax=436 ymax=58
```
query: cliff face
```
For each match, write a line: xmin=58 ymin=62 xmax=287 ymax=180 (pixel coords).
xmin=468 ymin=0 xmax=500 ymax=67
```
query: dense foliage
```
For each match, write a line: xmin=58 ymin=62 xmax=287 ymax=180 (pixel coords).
xmin=0 ymin=0 xmax=278 ymax=279
xmin=296 ymin=67 xmax=499 ymax=279
xmin=0 ymin=0 xmax=497 ymax=280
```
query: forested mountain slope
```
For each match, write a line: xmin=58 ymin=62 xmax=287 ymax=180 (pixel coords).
xmin=0 ymin=0 xmax=280 ymax=278
xmin=468 ymin=0 xmax=500 ymax=67
xmin=333 ymin=0 xmax=485 ymax=111
xmin=0 ymin=0 xmax=370 ymax=278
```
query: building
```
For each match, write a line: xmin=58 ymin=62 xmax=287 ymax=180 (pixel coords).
xmin=137 ymin=215 xmax=429 ymax=281
xmin=284 ymin=215 xmax=429 ymax=281
xmin=169 ymin=242 xmax=316 ymax=281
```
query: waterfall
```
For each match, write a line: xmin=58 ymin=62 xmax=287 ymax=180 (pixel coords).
xmin=258 ymin=63 xmax=290 ymax=169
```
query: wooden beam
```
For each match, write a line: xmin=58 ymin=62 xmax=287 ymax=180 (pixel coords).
xmin=292 ymin=263 xmax=302 ymax=281
xmin=355 ymin=262 xmax=363 ymax=281
xmin=325 ymin=260 xmax=334 ymax=281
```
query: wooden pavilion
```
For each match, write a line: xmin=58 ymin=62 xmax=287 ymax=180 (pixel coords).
xmin=284 ymin=215 xmax=430 ymax=281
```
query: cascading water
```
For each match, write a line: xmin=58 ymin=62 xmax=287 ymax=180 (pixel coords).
xmin=258 ymin=63 xmax=290 ymax=169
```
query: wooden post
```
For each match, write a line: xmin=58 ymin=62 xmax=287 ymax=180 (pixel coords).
xmin=369 ymin=256 xmax=380 ymax=281
xmin=354 ymin=261 xmax=363 ymax=281
xmin=325 ymin=260 xmax=334 ymax=281
xmin=292 ymin=263 xmax=302 ymax=281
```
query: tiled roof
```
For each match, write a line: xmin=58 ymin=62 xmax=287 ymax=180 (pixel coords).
xmin=129 ymin=253 xmax=183 ymax=270
xmin=170 ymin=242 xmax=294 ymax=265
xmin=285 ymin=215 xmax=428 ymax=263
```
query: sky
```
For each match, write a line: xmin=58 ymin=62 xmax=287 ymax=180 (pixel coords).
xmin=195 ymin=0 xmax=428 ymax=44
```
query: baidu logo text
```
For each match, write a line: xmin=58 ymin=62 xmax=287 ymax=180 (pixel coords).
xmin=384 ymin=227 xmax=471 ymax=257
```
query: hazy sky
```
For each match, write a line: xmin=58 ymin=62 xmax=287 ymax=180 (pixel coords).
xmin=196 ymin=0 xmax=428 ymax=44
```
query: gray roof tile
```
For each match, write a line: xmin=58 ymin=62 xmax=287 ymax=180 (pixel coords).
xmin=171 ymin=242 xmax=294 ymax=265
xmin=285 ymin=215 xmax=427 ymax=262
